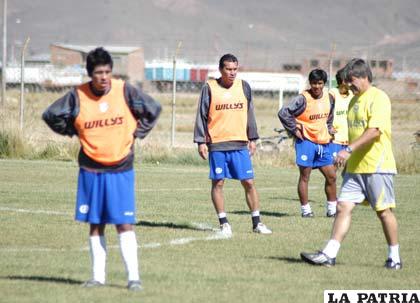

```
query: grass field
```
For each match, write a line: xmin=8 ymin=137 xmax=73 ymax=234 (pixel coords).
xmin=0 ymin=159 xmax=419 ymax=303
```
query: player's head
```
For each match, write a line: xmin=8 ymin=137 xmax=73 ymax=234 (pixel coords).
xmin=86 ymin=47 xmax=113 ymax=77
xmin=308 ymin=69 xmax=327 ymax=98
xmin=308 ymin=69 xmax=328 ymax=84
xmin=335 ymin=68 xmax=345 ymax=86
xmin=219 ymin=53 xmax=238 ymax=70
xmin=86 ymin=47 xmax=113 ymax=93
xmin=336 ymin=68 xmax=350 ymax=94
xmin=219 ymin=54 xmax=238 ymax=87
xmin=343 ymin=58 xmax=372 ymax=95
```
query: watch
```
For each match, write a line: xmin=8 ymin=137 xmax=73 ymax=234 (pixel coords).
xmin=345 ymin=146 xmax=353 ymax=153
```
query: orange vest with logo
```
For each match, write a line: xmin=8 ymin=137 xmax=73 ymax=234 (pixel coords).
xmin=207 ymin=79 xmax=248 ymax=143
xmin=74 ymin=79 xmax=137 ymax=165
xmin=295 ymin=90 xmax=331 ymax=144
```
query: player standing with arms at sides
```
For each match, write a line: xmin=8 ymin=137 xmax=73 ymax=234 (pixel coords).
xmin=301 ymin=59 xmax=402 ymax=269
xmin=193 ymin=53 xmax=272 ymax=237
xmin=43 ymin=47 xmax=162 ymax=290
xmin=329 ymin=68 xmax=353 ymax=161
xmin=279 ymin=69 xmax=337 ymax=218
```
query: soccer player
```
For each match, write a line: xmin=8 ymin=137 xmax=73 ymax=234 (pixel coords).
xmin=42 ymin=47 xmax=162 ymax=290
xmin=278 ymin=69 xmax=337 ymax=218
xmin=300 ymin=58 xmax=402 ymax=270
xmin=193 ymin=53 xmax=272 ymax=237
xmin=329 ymin=68 xmax=353 ymax=161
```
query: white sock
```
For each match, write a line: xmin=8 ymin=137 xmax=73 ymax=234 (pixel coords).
xmin=322 ymin=239 xmax=341 ymax=258
xmin=119 ymin=231 xmax=140 ymax=282
xmin=251 ymin=210 xmax=260 ymax=217
xmin=327 ymin=201 xmax=337 ymax=212
xmin=301 ymin=203 xmax=312 ymax=215
xmin=89 ymin=236 xmax=106 ymax=284
xmin=388 ymin=244 xmax=400 ymax=263
xmin=217 ymin=212 xmax=227 ymax=219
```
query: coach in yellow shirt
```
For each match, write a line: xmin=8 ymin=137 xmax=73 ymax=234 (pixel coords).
xmin=300 ymin=58 xmax=401 ymax=270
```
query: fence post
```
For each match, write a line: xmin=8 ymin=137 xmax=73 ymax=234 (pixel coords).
xmin=171 ymin=41 xmax=182 ymax=148
xmin=19 ymin=37 xmax=30 ymax=132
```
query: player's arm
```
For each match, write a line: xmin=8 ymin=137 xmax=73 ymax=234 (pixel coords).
xmin=42 ymin=89 xmax=78 ymax=137
xmin=194 ymin=84 xmax=210 ymax=159
xmin=125 ymin=83 xmax=162 ymax=139
xmin=327 ymin=94 xmax=336 ymax=135
xmin=278 ymin=94 xmax=306 ymax=139
xmin=243 ymin=81 xmax=258 ymax=156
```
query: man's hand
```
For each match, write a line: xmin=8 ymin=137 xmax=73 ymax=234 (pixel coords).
xmin=198 ymin=143 xmax=208 ymax=160
xmin=334 ymin=149 xmax=351 ymax=168
xmin=248 ymin=141 xmax=257 ymax=156
xmin=295 ymin=128 xmax=304 ymax=140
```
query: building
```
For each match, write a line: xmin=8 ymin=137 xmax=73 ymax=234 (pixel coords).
xmin=50 ymin=43 xmax=145 ymax=84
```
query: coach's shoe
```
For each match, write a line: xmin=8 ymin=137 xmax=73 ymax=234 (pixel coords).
xmin=300 ymin=251 xmax=336 ymax=267
xmin=301 ymin=212 xmax=314 ymax=218
xmin=127 ymin=280 xmax=143 ymax=292
xmin=384 ymin=258 xmax=402 ymax=270
xmin=253 ymin=223 xmax=273 ymax=234
xmin=219 ymin=222 xmax=233 ymax=238
xmin=81 ymin=280 xmax=105 ymax=288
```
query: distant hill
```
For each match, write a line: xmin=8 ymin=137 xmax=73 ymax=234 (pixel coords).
xmin=4 ymin=0 xmax=420 ymax=71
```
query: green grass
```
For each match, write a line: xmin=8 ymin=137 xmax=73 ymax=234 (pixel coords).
xmin=0 ymin=159 xmax=419 ymax=303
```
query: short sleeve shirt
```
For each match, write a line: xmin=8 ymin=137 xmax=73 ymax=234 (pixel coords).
xmin=346 ymin=86 xmax=397 ymax=174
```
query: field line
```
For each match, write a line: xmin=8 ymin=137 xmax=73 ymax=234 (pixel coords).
xmin=0 ymin=230 xmax=228 ymax=253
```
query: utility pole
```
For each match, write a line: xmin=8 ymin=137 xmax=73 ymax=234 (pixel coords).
xmin=1 ymin=0 xmax=7 ymax=107
xmin=19 ymin=37 xmax=30 ymax=131
xmin=170 ymin=41 xmax=182 ymax=148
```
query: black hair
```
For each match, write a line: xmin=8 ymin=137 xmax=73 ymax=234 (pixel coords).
xmin=219 ymin=54 xmax=238 ymax=69
xmin=343 ymin=58 xmax=372 ymax=83
xmin=335 ymin=68 xmax=345 ymax=86
xmin=308 ymin=69 xmax=328 ymax=84
xmin=86 ymin=47 xmax=113 ymax=77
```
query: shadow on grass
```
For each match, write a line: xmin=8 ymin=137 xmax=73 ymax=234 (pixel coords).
xmin=267 ymin=256 xmax=304 ymax=264
xmin=2 ymin=275 xmax=123 ymax=288
xmin=2 ymin=275 xmax=82 ymax=285
xmin=230 ymin=210 xmax=289 ymax=218
xmin=267 ymin=196 xmax=315 ymax=203
xmin=136 ymin=220 xmax=213 ymax=231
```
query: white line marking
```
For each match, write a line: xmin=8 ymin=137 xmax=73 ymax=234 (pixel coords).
xmin=0 ymin=207 xmax=70 ymax=216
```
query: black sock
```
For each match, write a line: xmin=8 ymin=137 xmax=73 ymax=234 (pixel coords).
xmin=219 ymin=217 xmax=228 ymax=225
xmin=252 ymin=216 xmax=260 ymax=229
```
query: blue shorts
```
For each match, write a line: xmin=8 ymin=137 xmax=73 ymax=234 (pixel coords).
xmin=209 ymin=149 xmax=254 ymax=180
xmin=295 ymin=139 xmax=333 ymax=168
xmin=329 ymin=143 xmax=347 ymax=159
xmin=75 ymin=168 xmax=136 ymax=224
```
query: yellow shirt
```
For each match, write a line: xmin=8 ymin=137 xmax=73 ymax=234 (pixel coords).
xmin=346 ymin=86 xmax=397 ymax=174
xmin=329 ymin=87 xmax=353 ymax=144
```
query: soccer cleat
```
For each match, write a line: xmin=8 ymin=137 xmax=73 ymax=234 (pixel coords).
xmin=301 ymin=212 xmax=314 ymax=218
xmin=253 ymin=222 xmax=273 ymax=234
xmin=127 ymin=280 xmax=143 ymax=292
xmin=219 ymin=222 xmax=233 ymax=238
xmin=81 ymin=280 xmax=105 ymax=288
xmin=300 ymin=251 xmax=336 ymax=267
xmin=384 ymin=258 xmax=402 ymax=270
xmin=326 ymin=210 xmax=336 ymax=218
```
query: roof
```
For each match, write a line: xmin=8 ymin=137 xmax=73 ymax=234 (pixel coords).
xmin=51 ymin=43 xmax=142 ymax=54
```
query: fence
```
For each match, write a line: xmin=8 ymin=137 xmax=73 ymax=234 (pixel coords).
xmin=0 ymin=52 xmax=419 ymax=172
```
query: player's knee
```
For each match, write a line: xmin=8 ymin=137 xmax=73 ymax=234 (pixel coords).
xmin=241 ymin=179 xmax=254 ymax=190
xmin=376 ymin=208 xmax=393 ymax=220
